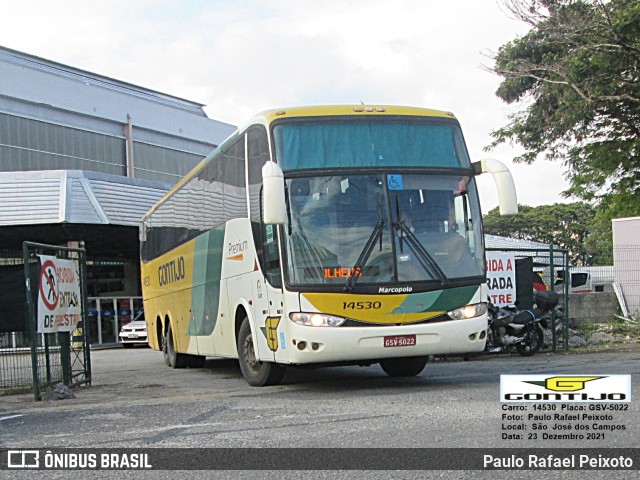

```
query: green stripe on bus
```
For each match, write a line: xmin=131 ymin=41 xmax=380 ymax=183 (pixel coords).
xmin=390 ymin=285 xmax=479 ymax=314
xmin=188 ymin=226 xmax=225 ymax=336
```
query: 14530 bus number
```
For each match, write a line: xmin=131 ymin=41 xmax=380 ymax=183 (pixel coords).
xmin=343 ymin=301 xmax=382 ymax=310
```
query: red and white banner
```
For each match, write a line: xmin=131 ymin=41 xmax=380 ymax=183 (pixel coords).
xmin=486 ymin=251 xmax=516 ymax=307
xmin=37 ymin=255 xmax=82 ymax=333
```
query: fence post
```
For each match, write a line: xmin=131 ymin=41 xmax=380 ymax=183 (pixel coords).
xmin=59 ymin=331 xmax=71 ymax=386
xmin=562 ymin=250 xmax=569 ymax=350
xmin=23 ymin=242 xmax=40 ymax=401
xmin=549 ymin=244 xmax=557 ymax=352
xmin=97 ymin=299 xmax=103 ymax=345
xmin=80 ymin=251 xmax=92 ymax=384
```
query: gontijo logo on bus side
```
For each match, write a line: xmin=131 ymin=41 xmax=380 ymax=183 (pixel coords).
xmin=500 ymin=375 xmax=631 ymax=402
xmin=158 ymin=256 xmax=186 ymax=286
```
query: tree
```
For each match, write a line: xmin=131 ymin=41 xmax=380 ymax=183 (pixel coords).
xmin=488 ymin=0 xmax=640 ymax=216
xmin=483 ymin=202 xmax=611 ymax=265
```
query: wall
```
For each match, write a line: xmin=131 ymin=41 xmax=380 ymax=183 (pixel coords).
xmin=612 ymin=217 xmax=640 ymax=319
xmin=565 ymin=292 xmax=619 ymax=324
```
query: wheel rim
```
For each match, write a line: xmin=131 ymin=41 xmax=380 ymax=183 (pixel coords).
xmin=523 ymin=330 xmax=540 ymax=352
xmin=242 ymin=333 xmax=261 ymax=373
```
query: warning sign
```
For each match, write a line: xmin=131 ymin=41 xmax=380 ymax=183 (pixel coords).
xmin=486 ymin=251 xmax=516 ymax=307
xmin=37 ymin=255 xmax=82 ymax=333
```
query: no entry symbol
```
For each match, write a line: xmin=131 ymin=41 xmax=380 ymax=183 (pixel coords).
xmin=39 ymin=259 xmax=59 ymax=310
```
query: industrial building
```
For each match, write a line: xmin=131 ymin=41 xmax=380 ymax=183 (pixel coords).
xmin=0 ymin=46 xmax=235 ymax=344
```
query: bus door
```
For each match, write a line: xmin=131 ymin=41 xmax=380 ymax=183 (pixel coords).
xmin=251 ymin=223 xmax=284 ymax=362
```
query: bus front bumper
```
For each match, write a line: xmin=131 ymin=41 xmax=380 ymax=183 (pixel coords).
xmin=279 ymin=315 xmax=487 ymax=365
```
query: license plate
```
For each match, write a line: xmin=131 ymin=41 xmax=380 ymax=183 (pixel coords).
xmin=128 ymin=333 xmax=139 ymax=339
xmin=383 ymin=334 xmax=416 ymax=348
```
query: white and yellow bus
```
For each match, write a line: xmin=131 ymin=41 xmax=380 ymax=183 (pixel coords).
xmin=140 ymin=105 xmax=518 ymax=386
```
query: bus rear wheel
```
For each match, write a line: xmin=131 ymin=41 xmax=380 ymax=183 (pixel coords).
xmin=237 ymin=317 xmax=285 ymax=387
xmin=380 ymin=356 xmax=428 ymax=377
xmin=162 ymin=330 xmax=170 ymax=366
xmin=166 ymin=324 xmax=188 ymax=369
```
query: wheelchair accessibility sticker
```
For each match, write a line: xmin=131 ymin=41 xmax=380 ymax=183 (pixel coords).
xmin=387 ymin=174 xmax=403 ymax=190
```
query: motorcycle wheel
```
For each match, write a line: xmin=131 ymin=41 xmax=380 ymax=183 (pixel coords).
xmin=484 ymin=329 xmax=495 ymax=352
xmin=516 ymin=325 xmax=544 ymax=357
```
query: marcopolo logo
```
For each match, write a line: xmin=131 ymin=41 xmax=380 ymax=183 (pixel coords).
xmin=501 ymin=375 xmax=631 ymax=402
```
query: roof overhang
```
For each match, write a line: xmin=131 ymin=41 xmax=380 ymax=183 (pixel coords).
xmin=0 ymin=170 xmax=170 ymax=228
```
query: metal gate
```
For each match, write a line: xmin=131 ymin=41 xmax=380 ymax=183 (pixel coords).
xmin=0 ymin=242 xmax=92 ymax=400
xmin=486 ymin=245 xmax=570 ymax=352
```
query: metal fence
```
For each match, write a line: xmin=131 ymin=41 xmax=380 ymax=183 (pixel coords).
xmin=1 ymin=296 xmax=144 ymax=350
xmin=486 ymin=245 xmax=640 ymax=350
xmin=562 ymin=246 xmax=640 ymax=348
xmin=0 ymin=250 xmax=34 ymax=393
xmin=486 ymin=245 xmax=570 ymax=352
xmin=0 ymin=242 xmax=91 ymax=399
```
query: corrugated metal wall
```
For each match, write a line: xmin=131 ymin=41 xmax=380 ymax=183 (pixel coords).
xmin=0 ymin=175 xmax=62 ymax=225
xmin=132 ymin=142 xmax=204 ymax=184
xmin=0 ymin=112 xmax=208 ymax=184
xmin=0 ymin=113 xmax=126 ymax=175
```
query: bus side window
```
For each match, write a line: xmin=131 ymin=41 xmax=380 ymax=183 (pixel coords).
xmin=248 ymin=126 xmax=282 ymax=288
xmin=263 ymin=224 xmax=282 ymax=288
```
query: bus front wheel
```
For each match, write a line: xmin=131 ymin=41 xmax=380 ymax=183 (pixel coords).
xmin=237 ymin=317 xmax=285 ymax=387
xmin=380 ymin=356 xmax=428 ymax=377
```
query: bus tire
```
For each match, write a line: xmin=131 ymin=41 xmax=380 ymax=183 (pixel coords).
xmin=237 ymin=317 xmax=285 ymax=387
xmin=380 ymin=356 xmax=428 ymax=377
xmin=166 ymin=324 xmax=188 ymax=369
xmin=162 ymin=331 xmax=171 ymax=366
xmin=188 ymin=355 xmax=206 ymax=368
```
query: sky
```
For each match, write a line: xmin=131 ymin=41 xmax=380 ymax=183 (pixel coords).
xmin=0 ymin=0 xmax=572 ymax=212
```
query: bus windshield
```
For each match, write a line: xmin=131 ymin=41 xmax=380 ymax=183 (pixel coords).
xmin=284 ymin=173 xmax=484 ymax=290
xmin=273 ymin=118 xmax=471 ymax=170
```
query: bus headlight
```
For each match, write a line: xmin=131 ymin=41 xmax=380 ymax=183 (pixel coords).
xmin=447 ymin=303 xmax=487 ymax=320
xmin=289 ymin=312 xmax=346 ymax=327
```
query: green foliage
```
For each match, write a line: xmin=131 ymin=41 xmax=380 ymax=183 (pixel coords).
xmin=577 ymin=319 xmax=600 ymax=341
xmin=489 ymin=0 xmax=640 ymax=211
xmin=483 ymin=202 xmax=612 ymax=265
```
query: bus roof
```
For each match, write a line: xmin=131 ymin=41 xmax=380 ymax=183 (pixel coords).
xmin=142 ymin=105 xmax=460 ymax=221
xmin=247 ymin=105 xmax=457 ymax=127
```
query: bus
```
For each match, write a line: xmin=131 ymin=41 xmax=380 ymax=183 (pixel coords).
xmin=140 ymin=105 xmax=518 ymax=386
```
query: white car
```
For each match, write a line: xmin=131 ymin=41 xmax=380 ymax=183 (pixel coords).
xmin=119 ymin=318 xmax=148 ymax=348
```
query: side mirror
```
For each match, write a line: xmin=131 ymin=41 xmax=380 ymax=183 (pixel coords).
xmin=262 ymin=161 xmax=287 ymax=224
xmin=473 ymin=158 xmax=518 ymax=215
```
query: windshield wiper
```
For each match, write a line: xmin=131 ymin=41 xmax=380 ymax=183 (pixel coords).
xmin=344 ymin=219 xmax=387 ymax=292
xmin=394 ymin=220 xmax=449 ymax=287
xmin=393 ymin=197 xmax=448 ymax=286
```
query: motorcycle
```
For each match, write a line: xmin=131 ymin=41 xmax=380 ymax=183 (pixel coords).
xmin=485 ymin=290 xmax=559 ymax=357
